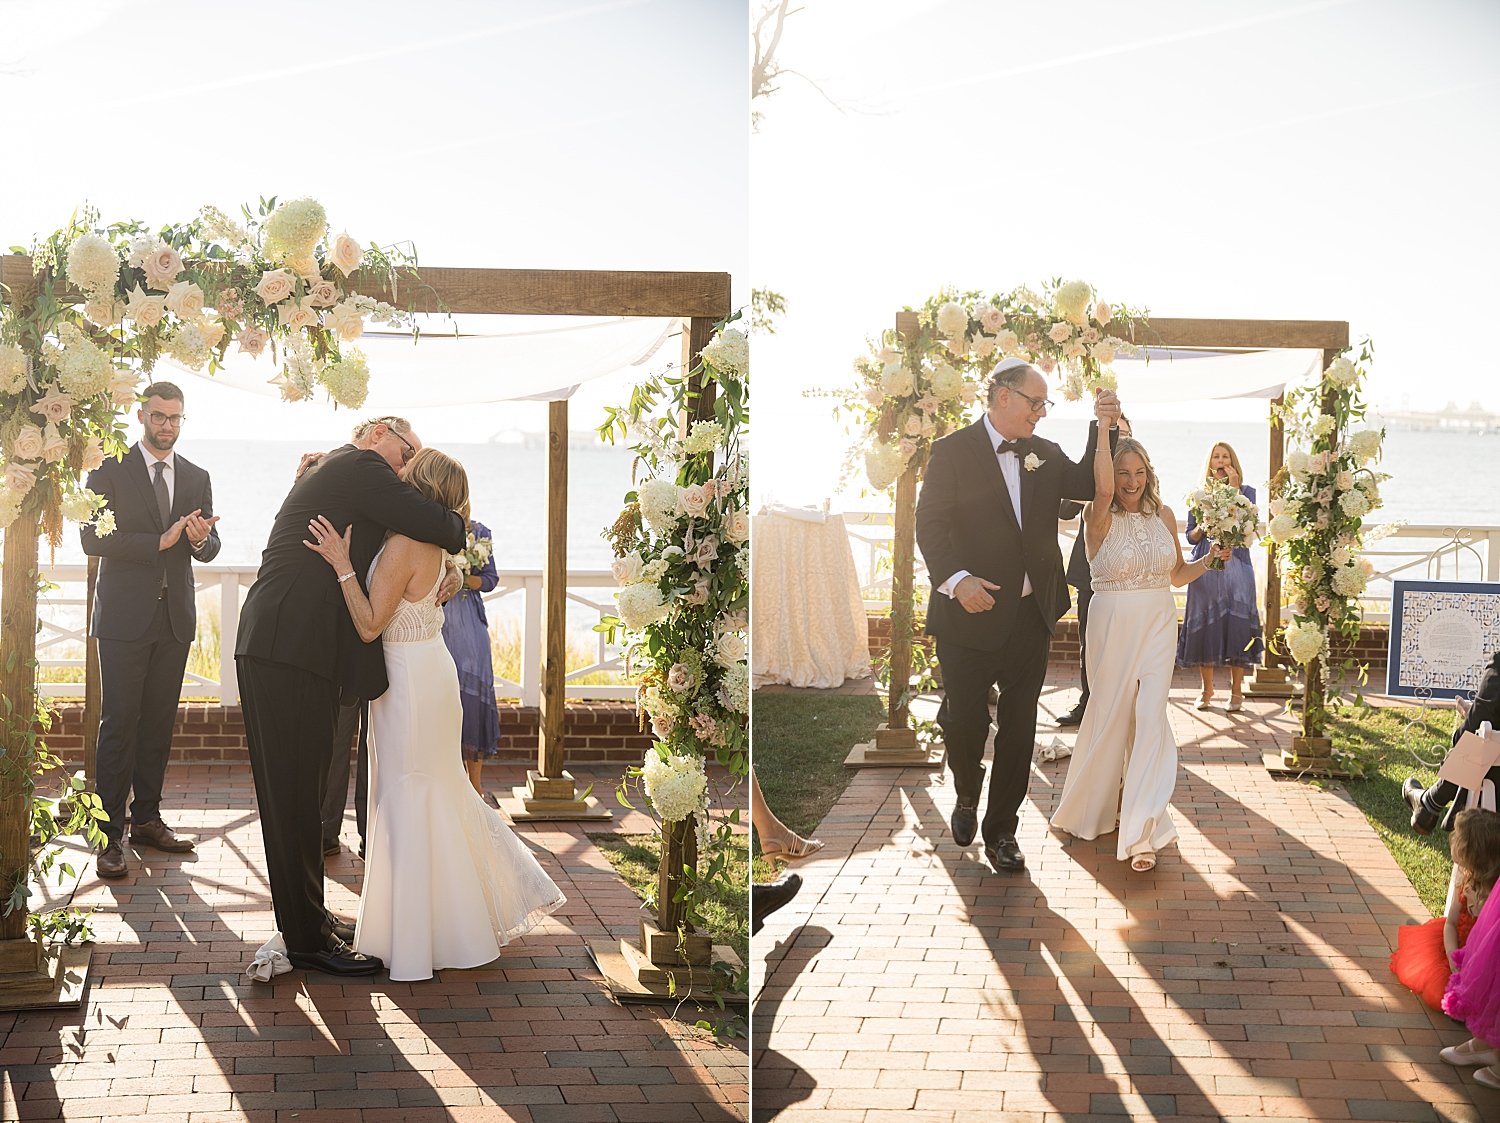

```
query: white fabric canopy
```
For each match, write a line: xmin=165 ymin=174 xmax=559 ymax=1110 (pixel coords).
xmin=165 ymin=315 xmax=677 ymax=408
xmin=1111 ymin=347 xmax=1322 ymax=402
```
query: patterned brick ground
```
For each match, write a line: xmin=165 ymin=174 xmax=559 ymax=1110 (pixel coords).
xmin=1 ymin=762 xmax=746 ymax=1122
xmin=751 ymin=670 xmax=1500 ymax=1123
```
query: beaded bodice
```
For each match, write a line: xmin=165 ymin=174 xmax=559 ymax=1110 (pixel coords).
xmin=370 ymin=548 xmax=445 ymax=645
xmin=1089 ymin=510 xmax=1175 ymax=593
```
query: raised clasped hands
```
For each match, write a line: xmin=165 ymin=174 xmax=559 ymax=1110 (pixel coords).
xmin=304 ymin=514 xmax=354 ymax=574
xmin=160 ymin=509 xmax=218 ymax=551
xmin=1093 ymin=387 xmax=1122 ymax=427
xmin=955 ymin=574 xmax=1000 ymax=614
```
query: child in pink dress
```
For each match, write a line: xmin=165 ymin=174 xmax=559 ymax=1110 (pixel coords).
xmin=1438 ymin=809 xmax=1500 ymax=1089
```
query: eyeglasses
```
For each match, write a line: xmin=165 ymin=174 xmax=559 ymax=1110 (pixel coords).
xmin=388 ymin=427 xmax=416 ymax=463
xmin=1012 ymin=388 xmax=1053 ymax=414
xmin=145 ymin=411 xmax=185 ymax=428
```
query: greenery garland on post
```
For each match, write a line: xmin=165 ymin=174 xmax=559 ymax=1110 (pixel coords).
xmin=598 ymin=317 xmax=749 ymax=996
xmin=842 ymin=282 xmax=1146 ymax=737
xmin=0 ymin=198 xmax=430 ymax=945
xmin=1266 ymin=341 xmax=1389 ymax=761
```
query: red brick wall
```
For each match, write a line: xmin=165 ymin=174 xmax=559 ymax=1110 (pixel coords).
xmin=42 ymin=700 xmax=653 ymax=766
xmin=866 ymin=612 xmax=1390 ymax=670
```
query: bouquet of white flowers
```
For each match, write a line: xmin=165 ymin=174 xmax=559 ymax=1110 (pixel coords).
xmin=454 ymin=529 xmax=492 ymax=577
xmin=1185 ymin=478 xmax=1258 ymax=570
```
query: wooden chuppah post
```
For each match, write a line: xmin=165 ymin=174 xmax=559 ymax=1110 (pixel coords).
xmin=1247 ymin=395 xmax=1297 ymax=697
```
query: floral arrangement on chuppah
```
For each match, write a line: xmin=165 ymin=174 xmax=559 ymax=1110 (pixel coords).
xmin=843 ymin=280 xmax=1147 ymax=494
xmin=597 ymin=318 xmax=749 ymax=988
xmin=1266 ymin=340 xmax=1389 ymax=749
xmin=0 ymin=198 xmax=428 ymax=939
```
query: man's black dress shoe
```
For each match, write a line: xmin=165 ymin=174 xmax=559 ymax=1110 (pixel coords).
xmin=751 ymin=872 xmax=803 ymax=936
xmin=288 ymin=940 xmax=383 ymax=977
xmin=984 ymin=837 xmax=1026 ymax=872
xmin=950 ymin=803 xmax=979 ymax=847
xmin=1403 ymin=777 xmax=1439 ymax=836
xmin=1057 ymin=700 xmax=1087 ymax=727
xmin=323 ymin=839 xmax=341 ymax=859
xmin=97 ymin=839 xmax=128 ymax=879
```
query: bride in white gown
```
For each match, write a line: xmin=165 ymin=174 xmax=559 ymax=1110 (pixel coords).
xmin=1049 ymin=423 xmax=1230 ymax=871
xmin=305 ymin=448 xmax=564 ymax=981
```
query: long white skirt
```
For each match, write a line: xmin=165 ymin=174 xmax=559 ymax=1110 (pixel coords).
xmin=1051 ymin=586 xmax=1180 ymax=861
xmin=354 ymin=636 xmax=565 ymax=981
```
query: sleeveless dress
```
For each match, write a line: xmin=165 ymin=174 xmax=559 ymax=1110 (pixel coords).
xmin=1390 ymin=892 xmax=1478 ymax=1011
xmin=1051 ymin=510 xmax=1181 ymax=862
xmin=354 ymin=548 xmax=565 ymax=981
xmin=1177 ymin=485 xmax=1264 ymax=668
xmin=1445 ymin=890 xmax=1500 ymax=1042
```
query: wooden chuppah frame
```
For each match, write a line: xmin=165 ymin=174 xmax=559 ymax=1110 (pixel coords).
xmin=0 ymin=258 xmax=730 ymax=993
xmin=875 ymin=311 xmax=1350 ymax=751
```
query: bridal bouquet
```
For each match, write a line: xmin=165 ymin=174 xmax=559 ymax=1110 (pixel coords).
xmin=1185 ymin=479 xmax=1258 ymax=570
xmin=454 ymin=529 xmax=493 ymax=577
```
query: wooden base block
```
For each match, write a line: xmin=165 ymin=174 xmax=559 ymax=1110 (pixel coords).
xmin=0 ymin=935 xmax=43 ymax=980
xmin=1246 ymin=665 xmax=1303 ymax=697
xmin=527 ymin=770 xmax=580 ymax=802
xmin=499 ymin=790 xmax=613 ymax=821
xmin=0 ymin=944 xmax=91 ymax=1012
xmin=845 ymin=739 xmax=947 ymax=770
xmin=874 ymin=724 xmax=919 ymax=750
xmin=1262 ymin=749 xmax=1358 ymax=780
xmin=639 ymin=918 xmax=712 ymax=967
xmin=587 ymin=937 xmax=746 ymax=1005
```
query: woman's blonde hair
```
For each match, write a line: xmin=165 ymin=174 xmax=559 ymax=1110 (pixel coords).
xmin=403 ymin=447 xmax=470 ymax=521
xmin=1201 ymin=441 xmax=1245 ymax=486
xmin=1451 ymin=808 xmax=1500 ymax=906
xmin=1110 ymin=437 xmax=1162 ymax=516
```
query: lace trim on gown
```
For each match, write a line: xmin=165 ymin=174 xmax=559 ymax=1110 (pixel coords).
xmin=1089 ymin=510 xmax=1175 ymax=593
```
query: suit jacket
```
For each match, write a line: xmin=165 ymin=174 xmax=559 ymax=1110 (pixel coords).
xmin=81 ymin=446 xmax=221 ymax=643
xmin=1058 ymin=499 xmax=1091 ymax=591
xmin=235 ymin=444 xmax=466 ymax=700
xmin=916 ymin=419 xmax=1110 ymax=651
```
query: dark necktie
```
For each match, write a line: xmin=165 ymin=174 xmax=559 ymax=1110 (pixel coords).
xmin=153 ymin=461 xmax=170 ymax=591
xmin=996 ymin=438 xmax=1029 ymax=456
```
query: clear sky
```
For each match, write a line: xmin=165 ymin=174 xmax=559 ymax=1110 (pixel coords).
xmin=752 ymin=0 xmax=1500 ymax=505
xmin=0 ymin=0 xmax=748 ymax=444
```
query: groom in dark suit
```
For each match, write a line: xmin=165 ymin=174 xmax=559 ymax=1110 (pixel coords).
xmin=917 ymin=358 xmax=1119 ymax=872
xmin=236 ymin=416 xmax=465 ymax=976
xmin=82 ymin=381 xmax=221 ymax=879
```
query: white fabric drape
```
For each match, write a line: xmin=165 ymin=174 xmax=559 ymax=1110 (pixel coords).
xmin=166 ymin=315 xmax=676 ymax=406
xmin=1109 ymin=347 xmax=1323 ymax=402
xmin=751 ymin=510 xmax=872 ymax=690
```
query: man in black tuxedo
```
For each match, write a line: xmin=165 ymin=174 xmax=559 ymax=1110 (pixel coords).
xmin=236 ymin=416 xmax=465 ymax=977
xmin=916 ymin=358 xmax=1120 ymax=872
xmin=81 ymin=381 xmax=221 ymax=879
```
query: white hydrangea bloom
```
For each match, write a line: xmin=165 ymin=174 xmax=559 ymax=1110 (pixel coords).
xmin=261 ymin=197 xmax=327 ymax=261
xmin=65 ymin=233 xmax=120 ymax=296
xmin=1330 ymin=564 xmax=1367 ymax=597
xmin=640 ymin=752 xmax=708 ymax=822
xmin=880 ymin=362 xmax=913 ymax=398
xmin=865 ymin=442 xmax=905 ymax=491
xmin=700 ymin=328 xmax=748 ymax=378
xmin=1284 ymin=619 xmax=1326 ymax=664
xmin=638 ymin=477 xmax=681 ymax=535
xmin=617 ymin=582 xmax=670 ymax=630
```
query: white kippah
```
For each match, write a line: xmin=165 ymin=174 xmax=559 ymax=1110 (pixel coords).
xmin=992 ymin=356 xmax=1033 ymax=376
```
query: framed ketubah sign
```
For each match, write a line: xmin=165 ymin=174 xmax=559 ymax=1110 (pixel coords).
xmin=1386 ymin=579 xmax=1500 ymax=700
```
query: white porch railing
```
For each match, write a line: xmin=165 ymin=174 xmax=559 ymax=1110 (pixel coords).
xmin=842 ymin=510 xmax=1500 ymax=623
xmin=36 ymin=564 xmax=633 ymax=707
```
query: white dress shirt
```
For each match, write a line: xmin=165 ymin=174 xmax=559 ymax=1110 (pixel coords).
xmin=138 ymin=443 xmax=176 ymax=510
xmin=939 ymin=413 xmax=1033 ymax=600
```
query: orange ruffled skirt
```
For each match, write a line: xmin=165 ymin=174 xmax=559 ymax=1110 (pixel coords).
xmin=1390 ymin=900 xmax=1475 ymax=1012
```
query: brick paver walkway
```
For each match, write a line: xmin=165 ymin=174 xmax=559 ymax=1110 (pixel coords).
xmin=2 ymin=762 xmax=746 ymax=1122
xmin=752 ymin=670 xmax=1500 ymax=1123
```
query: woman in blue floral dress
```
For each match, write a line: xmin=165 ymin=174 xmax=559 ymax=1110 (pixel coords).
xmin=1177 ymin=442 xmax=1264 ymax=711
xmin=441 ymin=519 xmax=502 ymax=798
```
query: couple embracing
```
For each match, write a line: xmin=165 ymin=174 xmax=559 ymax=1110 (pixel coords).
xmin=237 ymin=417 xmax=563 ymax=981
xmin=917 ymin=358 xmax=1229 ymax=873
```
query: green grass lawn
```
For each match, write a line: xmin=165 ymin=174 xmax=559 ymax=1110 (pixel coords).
xmin=587 ymin=832 xmax=748 ymax=969
xmin=750 ymin=693 xmax=884 ymax=881
xmin=1331 ymin=701 xmax=1460 ymax=916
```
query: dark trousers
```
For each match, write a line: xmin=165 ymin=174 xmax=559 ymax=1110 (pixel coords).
xmin=1420 ymin=653 xmax=1500 ymax=826
xmin=95 ymin=598 xmax=192 ymax=843
xmin=321 ymin=701 xmax=369 ymax=847
xmin=238 ymin=655 xmax=338 ymax=954
xmin=935 ymin=596 xmax=1052 ymax=842
xmin=1076 ymin=585 xmax=1093 ymax=702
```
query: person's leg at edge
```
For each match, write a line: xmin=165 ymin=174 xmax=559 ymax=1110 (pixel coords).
xmin=238 ymin=655 xmax=339 ymax=953
xmin=1198 ymin=665 xmax=1214 ymax=707
xmin=322 ymin=702 xmax=359 ymax=852
xmin=94 ymin=632 xmax=153 ymax=848
xmin=354 ymin=701 xmax=369 ymax=852
xmin=981 ymin=596 xmax=1052 ymax=847
xmin=127 ymin=602 xmax=193 ymax=834
xmin=464 ymin=756 xmax=484 ymax=796
xmin=935 ymin=639 xmax=1002 ymax=813
xmin=751 ymin=766 xmax=822 ymax=860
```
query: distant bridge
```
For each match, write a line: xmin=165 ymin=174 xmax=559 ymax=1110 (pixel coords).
xmin=1375 ymin=402 xmax=1500 ymax=433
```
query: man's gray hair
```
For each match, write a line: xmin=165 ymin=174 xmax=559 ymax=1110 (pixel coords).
xmin=351 ymin=415 xmax=411 ymax=442
xmin=986 ymin=362 xmax=1036 ymax=407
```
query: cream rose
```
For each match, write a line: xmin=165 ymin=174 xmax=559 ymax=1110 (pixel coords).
xmin=164 ymin=280 xmax=205 ymax=319
xmin=81 ymin=437 xmax=106 ymax=472
xmin=40 ymin=424 xmax=67 ymax=463
xmin=678 ymin=483 xmax=711 ymax=518
xmin=29 ymin=384 xmax=76 ymax=424
xmin=254 ymin=269 xmax=295 ymax=306
xmin=324 ymin=303 xmax=365 ymax=341
xmin=5 ymin=461 xmax=37 ymax=494
xmin=1048 ymin=321 xmax=1073 ymax=343
xmin=328 ymin=231 xmax=363 ymax=276
xmin=278 ymin=301 xmax=318 ymax=331
xmin=126 ymin=284 xmax=165 ymax=327
xmin=903 ymin=414 xmax=923 ymax=436
xmin=995 ymin=328 xmax=1020 ymax=355
xmin=725 ymin=508 xmax=750 ymax=545
xmin=306 ymin=278 xmax=340 ymax=307
xmin=611 ymin=552 xmax=644 ymax=585
xmin=142 ymin=243 xmax=183 ymax=289
xmin=11 ymin=425 xmax=43 ymax=460
xmin=196 ymin=317 xmax=226 ymax=349
xmin=236 ymin=328 xmax=271 ymax=358
xmin=979 ymin=305 xmax=1004 ymax=332
xmin=85 ymin=298 xmax=123 ymax=327
xmin=1092 ymin=301 xmax=1112 ymax=325
xmin=714 ymin=632 xmax=747 ymax=668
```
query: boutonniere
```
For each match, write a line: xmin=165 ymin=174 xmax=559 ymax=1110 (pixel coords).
xmin=1024 ymin=452 xmax=1044 ymax=472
